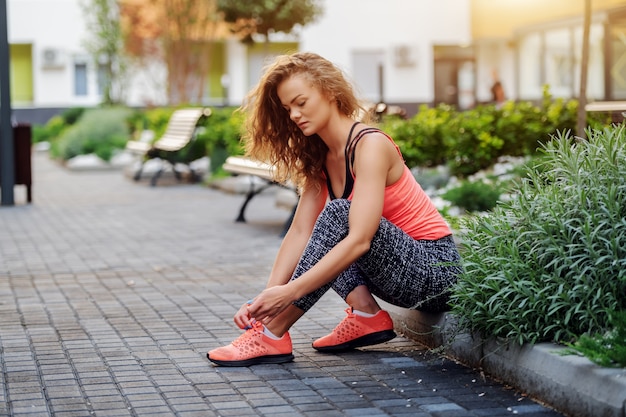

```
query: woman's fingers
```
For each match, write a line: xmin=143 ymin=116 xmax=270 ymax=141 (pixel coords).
xmin=234 ymin=302 xmax=253 ymax=329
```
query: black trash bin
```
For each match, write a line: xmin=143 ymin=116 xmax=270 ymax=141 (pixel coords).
xmin=13 ymin=123 xmax=32 ymax=203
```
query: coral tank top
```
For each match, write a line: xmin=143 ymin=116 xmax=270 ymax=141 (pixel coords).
xmin=325 ymin=125 xmax=451 ymax=241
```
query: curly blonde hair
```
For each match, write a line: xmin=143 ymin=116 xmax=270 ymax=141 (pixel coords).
xmin=239 ymin=52 xmax=368 ymax=188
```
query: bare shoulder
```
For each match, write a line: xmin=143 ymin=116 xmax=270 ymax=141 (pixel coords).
xmin=353 ymin=128 xmax=398 ymax=158
xmin=352 ymin=128 xmax=404 ymax=182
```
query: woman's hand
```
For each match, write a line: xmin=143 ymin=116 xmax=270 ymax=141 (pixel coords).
xmin=247 ymin=284 xmax=294 ymax=326
xmin=233 ymin=301 xmax=254 ymax=329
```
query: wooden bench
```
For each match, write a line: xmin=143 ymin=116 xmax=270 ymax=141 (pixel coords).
xmin=222 ymin=156 xmax=299 ymax=235
xmin=126 ymin=107 xmax=212 ymax=186
xmin=585 ymin=101 xmax=626 ymax=123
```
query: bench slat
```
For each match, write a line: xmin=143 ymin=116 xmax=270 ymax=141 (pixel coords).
xmin=585 ymin=101 xmax=626 ymax=112
xmin=223 ymin=156 xmax=276 ymax=181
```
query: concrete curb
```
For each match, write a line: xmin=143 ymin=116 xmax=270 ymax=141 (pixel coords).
xmin=379 ymin=302 xmax=626 ymax=417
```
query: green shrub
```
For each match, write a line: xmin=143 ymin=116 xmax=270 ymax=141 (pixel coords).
xmin=195 ymin=107 xmax=245 ymax=173
xmin=495 ymin=100 xmax=547 ymax=157
xmin=59 ymin=107 xmax=86 ymax=125
xmin=197 ymin=107 xmax=245 ymax=156
xmin=445 ymin=106 xmax=505 ymax=176
xmin=381 ymin=104 xmax=452 ymax=168
xmin=564 ymin=310 xmax=626 ymax=367
xmin=451 ymin=125 xmax=626 ymax=345
xmin=380 ymin=88 xmax=579 ymax=178
xmin=143 ymin=107 xmax=176 ymax=138
xmin=102 ymin=107 xmax=244 ymax=172
xmin=124 ymin=108 xmax=152 ymax=138
xmin=50 ymin=107 xmax=132 ymax=161
xmin=32 ymin=107 xmax=86 ymax=143
xmin=32 ymin=116 xmax=67 ymax=143
xmin=442 ymin=180 xmax=502 ymax=212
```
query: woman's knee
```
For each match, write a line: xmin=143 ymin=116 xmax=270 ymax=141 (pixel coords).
xmin=318 ymin=199 xmax=350 ymax=224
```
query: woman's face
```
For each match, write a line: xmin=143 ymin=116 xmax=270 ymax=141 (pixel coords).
xmin=277 ymin=74 xmax=333 ymax=136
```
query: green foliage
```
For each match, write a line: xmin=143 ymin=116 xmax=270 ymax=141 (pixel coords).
xmin=563 ymin=311 xmax=626 ymax=367
xmin=140 ymin=107 xmax=176 ymax=139
xmin=446 ymin=106 xmax=505 ymax=176
xmin=218 ymin=0 xmax=322 ymax=43
xmin=442 ymin=180 xmax=502 ymax=212
xmin=32 ymin=116 xmax=67 ymax=143
xmin=50 ymin=107 xmax=132 ymax=161
xmin=60 ymin=107 xmax=87 ymax=125
xmin=381 ymin=104 xmax=451 ymax=168
xmin=380 ymin=87 xmax=580 ymax=178
xmin=196 ymin=107 xmax=245 ymax=156
xmin=450 ymin=126 xmax=626 ymax=346
xmin=32 ymin=107 xmax=86 ymax=143
xmin=196 ymin=107 xmax=245 ymax=173
xmin=132 ymin=107 xmax=244 ymax=170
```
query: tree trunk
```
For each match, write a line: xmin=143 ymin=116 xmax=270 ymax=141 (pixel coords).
xmin=577 ymin=0 xmax=592 ymax=139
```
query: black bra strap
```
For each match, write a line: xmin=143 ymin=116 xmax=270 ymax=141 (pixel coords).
xmin=325 ymin=123 xmax=387 ymax=200
xmin=325 ymin=122 xmax=360 ymax=200
xmin=323 ymin=166 xmax=335 ymax=200
xmin=346 ymin=127 xmax=382 ymax=174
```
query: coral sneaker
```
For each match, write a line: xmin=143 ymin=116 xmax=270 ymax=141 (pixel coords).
xmin=312 ymin=308 xmax=396 ymax=352
xmin=207 ymin=321 xmax=294 ymax=366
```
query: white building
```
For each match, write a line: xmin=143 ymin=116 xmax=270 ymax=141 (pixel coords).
xmin=7 ymin=0 xmax=472 ymax=124
xmin=8 ymin=0 xmax=103 ymax=122
xmin=8 ymin=0 xmax=625 ymax=124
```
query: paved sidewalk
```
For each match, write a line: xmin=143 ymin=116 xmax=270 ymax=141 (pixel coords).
xmin=0 ymin=153 xmax=565 ymax=417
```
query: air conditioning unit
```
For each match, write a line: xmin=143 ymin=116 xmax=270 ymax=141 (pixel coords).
xmin=41 ymin=48 xmax=65 ymax=69
xmin=393 ymin=45 xmax=416 ymax=68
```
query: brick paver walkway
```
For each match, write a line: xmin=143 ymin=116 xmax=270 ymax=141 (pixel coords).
xmin=0 ymin=153 xmax=565 ymax=416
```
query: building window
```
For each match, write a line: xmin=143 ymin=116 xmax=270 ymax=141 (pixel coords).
xmin=574 ymin=23 xmax=604 ymax=101
xmin=352 ymin=50 xmax=385 ymax=103
xmin=517 ymin=20 xmax=605 ymax=101
xmin=74 ymin=63 xmax=88 ymax=96
xmin=609 ymin=14 xmax=626 ymax=100
xmin=518 ymin=33 xmax=543 ymax=100
xmin=544 ymin=28 xmax=574 ymax=97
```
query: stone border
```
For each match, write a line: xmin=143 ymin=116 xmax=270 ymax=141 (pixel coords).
xmin=379 ymin=301 xmax=626 ymax=417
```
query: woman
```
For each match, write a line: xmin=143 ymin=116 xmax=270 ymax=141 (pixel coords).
xmin=207 ymin=52 xmax=461 ymax=367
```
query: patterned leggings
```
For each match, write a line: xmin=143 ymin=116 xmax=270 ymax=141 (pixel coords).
xmin=291 ymin=199 xmax=462 ymax=313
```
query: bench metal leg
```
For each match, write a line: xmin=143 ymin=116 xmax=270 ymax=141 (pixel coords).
xmin=235 ymin=181 xmax=273 ymax=223
xmin=150 ymin=167 xmax=163 ymax=187
xmin=235 ymin=191 xmax=255 ymax=223
xmin=133 ymin=162 xmax=145 ymax=181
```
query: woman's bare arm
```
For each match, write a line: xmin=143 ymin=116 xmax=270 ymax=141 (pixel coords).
xmin=247 ymin=133 xmax=403 ymax=323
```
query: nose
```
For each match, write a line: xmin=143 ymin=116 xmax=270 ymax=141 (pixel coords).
xmin=289 ymin=108 xmax=301 ymax=121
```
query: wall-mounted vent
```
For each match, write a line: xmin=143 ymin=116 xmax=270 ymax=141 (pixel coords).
xmin=394 ymin=45 xmax=416 ymax=68
xmin=41 ymin=48 xmax=65 ymax=69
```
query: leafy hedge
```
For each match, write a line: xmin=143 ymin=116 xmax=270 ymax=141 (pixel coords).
xmin=380 ymin=87 xmax=608 ymax=177
xmin=32 ymin=107 xmax=86 ymax=144
xmin=42 ymin=106 xmax=246 ymax=166
xmin=50 ymin=107 xmax=133 ymax=162
xmin=451 ymin=125 xmax=626 ymax=347
xmin=37 ymin=92 xmax=612 ymax=176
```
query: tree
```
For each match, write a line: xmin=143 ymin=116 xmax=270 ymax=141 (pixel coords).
xmin=577 ymin=0 xmax=591 ymax=138
xmin=120 ymin=0 xmax=220 ymax=105
xmin=80 ymin=0 xmax=127 ymax=105
xmin=217 ymin=0 xmax=322 ymax=44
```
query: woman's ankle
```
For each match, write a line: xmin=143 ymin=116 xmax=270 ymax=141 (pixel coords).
xmin=264 ymin=305 xmax=304 ymax=337
xmin=345 ymin=285 xmax=381 ymax=315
